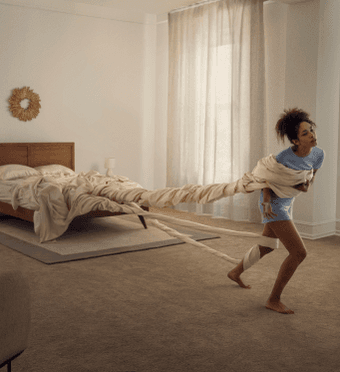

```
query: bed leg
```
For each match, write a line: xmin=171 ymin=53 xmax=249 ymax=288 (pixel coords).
xmin=138 ymin=215 xmax=147 ymax=229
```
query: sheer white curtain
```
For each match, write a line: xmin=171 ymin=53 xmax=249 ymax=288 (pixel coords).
xmin=167 ymin=0 xmax=266 ymax=222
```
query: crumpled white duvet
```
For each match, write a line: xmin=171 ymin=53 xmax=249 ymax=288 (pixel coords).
xmin=7 ymin=154 xmax=314 ymax=264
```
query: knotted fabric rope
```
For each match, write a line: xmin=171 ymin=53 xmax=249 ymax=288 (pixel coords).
xmin=15 ymin=155 xmax=311 ymax=262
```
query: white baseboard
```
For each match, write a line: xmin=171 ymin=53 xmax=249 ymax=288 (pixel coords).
xmin=294 ymin=219 xmax=339 ymax=240
xmin=336 ymin=219 xmax=340 ymax=237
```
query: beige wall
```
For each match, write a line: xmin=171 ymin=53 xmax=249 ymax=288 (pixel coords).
xmin=314 ymin=0 xmax=340 ymax=235
xmin=1 ymin=0 xmax=339 ymax=237
xmin=0 ymin=0 xmax=155 ymax=188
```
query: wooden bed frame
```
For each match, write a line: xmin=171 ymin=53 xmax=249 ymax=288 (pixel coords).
xmin=0 ymin=142 xmax=148 ymax=228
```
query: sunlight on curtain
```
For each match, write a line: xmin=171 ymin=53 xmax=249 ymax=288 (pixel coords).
xmin=167 ymin=0 xmax=266 ymax=222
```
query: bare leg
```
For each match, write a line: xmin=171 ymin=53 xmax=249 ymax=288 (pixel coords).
xmin=227 ymin=260 xmax=251 ymax=289
xmin=228 ymin=223 xmax=276 ymax=289
xmin=264 ymin=220 xmax=307 ymax=314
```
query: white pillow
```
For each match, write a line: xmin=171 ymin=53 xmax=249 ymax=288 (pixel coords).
xmin=0 ymin=164 xmax=40 ymax=180
xmin=35 ymin=164 xmax=75 ymax=176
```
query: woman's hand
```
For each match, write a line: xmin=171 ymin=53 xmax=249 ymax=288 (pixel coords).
xmin=294 ymin=180 xmax=310 ymax=192
xmin=262 ymin=202 xmax=278 ymax=220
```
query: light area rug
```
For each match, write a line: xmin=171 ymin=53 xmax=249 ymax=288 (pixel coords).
xmin=0 ymin=213 xmax=219 ymax=264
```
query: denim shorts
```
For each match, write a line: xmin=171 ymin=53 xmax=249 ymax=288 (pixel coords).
xmin=259 ymin=189 xmax=295 ymax=224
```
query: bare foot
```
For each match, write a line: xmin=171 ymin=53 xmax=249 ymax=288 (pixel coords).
xmin=228 ymin=270 xmax=251 ymax=289
xmin=265 ymin=300 xmax=294 ymax=314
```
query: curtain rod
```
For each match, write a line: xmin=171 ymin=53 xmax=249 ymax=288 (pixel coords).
xmin=170 ymin=0 xmax=274 ymax=14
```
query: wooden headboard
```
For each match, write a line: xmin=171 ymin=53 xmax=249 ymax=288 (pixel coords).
xmin=0 ymin=143 xmax=75 ymax=171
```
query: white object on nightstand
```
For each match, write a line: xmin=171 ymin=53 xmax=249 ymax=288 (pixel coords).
xmin=104 ymin=158 xmax=116 ymax=177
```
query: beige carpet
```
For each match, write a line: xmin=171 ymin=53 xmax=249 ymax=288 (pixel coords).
xmin=0 ymin=207 xmax=339 ymax=372
xmin=0 ymin=213 xmax=219 ymax=264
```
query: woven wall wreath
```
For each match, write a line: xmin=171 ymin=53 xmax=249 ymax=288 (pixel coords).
xmin=9 ymin=86 xmax=41 ymax=122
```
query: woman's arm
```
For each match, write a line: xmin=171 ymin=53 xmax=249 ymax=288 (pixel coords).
xmin=294 ymin=169 xmax=318 ymax=192
xmin=310 ymin=169 xmax=318 ymax=185
xmin=262 ymin=188 xmax=277 ymax=219
xmin=263 ymin=187 xmax=271 ymax=202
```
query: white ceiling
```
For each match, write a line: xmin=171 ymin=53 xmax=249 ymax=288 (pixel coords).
xmin=60 ymin=0 xmax=313 ymax=16
xmin=62 ymin=0 xmax=199 ymax=15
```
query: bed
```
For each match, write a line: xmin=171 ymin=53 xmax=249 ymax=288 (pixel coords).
xmin=0 ymin=142 xmax=148 ymax=229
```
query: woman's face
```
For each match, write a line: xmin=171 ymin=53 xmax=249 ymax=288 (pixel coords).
xmin=293 ymin=121 xmax=317 ymax=148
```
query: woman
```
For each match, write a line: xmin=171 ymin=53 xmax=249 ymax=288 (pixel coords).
xmin=228 ymin=108 xmax=325 ymax=314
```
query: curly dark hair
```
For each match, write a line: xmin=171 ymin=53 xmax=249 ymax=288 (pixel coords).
xmin=275 ymin=108 xmax=316 ymax=150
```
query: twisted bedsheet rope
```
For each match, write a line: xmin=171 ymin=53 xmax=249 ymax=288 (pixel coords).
xmin=126 ymin=203 xmax=280 ymax=264
xmin=147 ymin=218 xmax=241 ymax=264
xmin=18 ymin=154 xmax=311 ymax=255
